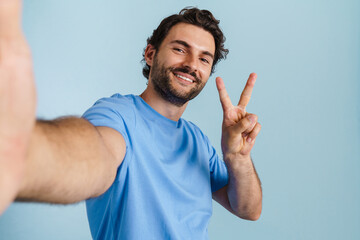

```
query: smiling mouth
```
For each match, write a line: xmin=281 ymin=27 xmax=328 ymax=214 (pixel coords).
xmin=174 ymin=73 xmax=195 ymax=83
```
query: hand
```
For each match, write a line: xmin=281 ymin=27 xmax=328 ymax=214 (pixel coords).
xmin=0 ymin=0 xmax=36 ymax=214
xmin=216 ymin=73 xmax=261 ymax=158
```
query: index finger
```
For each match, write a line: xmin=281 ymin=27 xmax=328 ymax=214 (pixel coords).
xmin=238 ymin=73 xmax=257 ymax=109
xmin=216 ymin=76 xmax=233 ymax=111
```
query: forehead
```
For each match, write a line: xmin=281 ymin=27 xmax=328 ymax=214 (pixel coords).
xmin=160 ymin=23 xmax=215 ymax=55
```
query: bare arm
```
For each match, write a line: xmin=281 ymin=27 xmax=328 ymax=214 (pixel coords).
xmin=212 ymin=156 xmax=262 ymax=220
xmin=17 ymin=118 xmax=126 ymax=204
xmin=212 ymin=74 xmax=262 ymax=220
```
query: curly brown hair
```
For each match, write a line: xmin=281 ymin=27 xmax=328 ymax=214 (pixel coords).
xmin=142 ymin=7 xmax=229 ymax=79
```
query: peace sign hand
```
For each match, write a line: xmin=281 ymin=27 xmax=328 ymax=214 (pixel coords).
xmin=216 ymin=73 xmax=261 ymax=157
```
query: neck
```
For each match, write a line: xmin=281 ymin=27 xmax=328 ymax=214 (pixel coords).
xmin=140 ymin=85 xmax=188 ymax=122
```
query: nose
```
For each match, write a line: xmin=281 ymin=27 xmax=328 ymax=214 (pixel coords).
xmin=183 ymin=53 xmax=198 ymax=72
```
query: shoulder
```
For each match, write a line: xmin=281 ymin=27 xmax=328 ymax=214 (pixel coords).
xmin=82 ymin=94 xmax=138 ymax=139
xmin=83 ymin=94 xmax=136 ymax=119
xmin=91 ymin=94 xmax=136 ymax=109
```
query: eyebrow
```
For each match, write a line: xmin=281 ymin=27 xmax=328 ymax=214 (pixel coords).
xmin=170 ymin=40 xmax=214 ymax=60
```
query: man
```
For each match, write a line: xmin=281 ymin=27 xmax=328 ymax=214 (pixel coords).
xmin=0 ymin=1 xmax=262 ymax=239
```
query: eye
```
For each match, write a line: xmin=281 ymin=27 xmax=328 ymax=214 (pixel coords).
xmin=200 ymin=58 xmax=210 ymax=64
xmin=173 ymin=47 xmax=185 ymax=53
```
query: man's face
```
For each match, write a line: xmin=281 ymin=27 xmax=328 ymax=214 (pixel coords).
xmin=148 ymin=23 xmax=215 ymax=106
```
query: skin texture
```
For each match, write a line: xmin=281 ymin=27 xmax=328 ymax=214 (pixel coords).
xmin=0 ymin=2 xmax=262 ymax=221
xmin=17 ymin=119 xmax=125 ymax=204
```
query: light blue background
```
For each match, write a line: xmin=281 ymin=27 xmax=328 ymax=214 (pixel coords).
xmin=1 ymin=0 xmax=359 ymax=239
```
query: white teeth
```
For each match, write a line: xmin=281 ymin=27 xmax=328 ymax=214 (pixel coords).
xmin=176 ymin=74 xmax=193 ymax=83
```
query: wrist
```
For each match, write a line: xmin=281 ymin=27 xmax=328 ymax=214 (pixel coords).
xmin=223 ymin=152 xmax=252 ymax=169
xmin=0 ymin=135 xmax=27 ymax=197
xmin=0 ymin=134 xmax=29 ymax=158
xmin=223 ymin=151 xmax=250 ymax=162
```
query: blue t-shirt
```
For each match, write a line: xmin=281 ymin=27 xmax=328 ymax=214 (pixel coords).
xmin=83 ymin=94 xmax=228 ymax=240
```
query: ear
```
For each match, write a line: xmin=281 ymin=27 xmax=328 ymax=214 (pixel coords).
xmin=144 ymin=44 xmax=156 ymax=67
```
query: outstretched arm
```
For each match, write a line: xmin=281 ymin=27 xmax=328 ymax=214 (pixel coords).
xmin=0 ymin=0 xmax=125 ymax=214
xmin=17 ymin=119 xmax=125 ymax=204
xmin=212 ymin=73 xmax=262 ymax=220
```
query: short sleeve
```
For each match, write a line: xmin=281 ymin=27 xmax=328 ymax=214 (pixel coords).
xmin=189 ymin=122 xmax=229 ymax=192
xmin=82 ymin=94 xmax=135 ymax=148
xmin=207 ymin=141 xmax=229 ymax=192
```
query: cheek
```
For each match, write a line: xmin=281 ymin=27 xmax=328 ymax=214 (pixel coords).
xmin=199 ymin=67 xmax=212 ymax=81
xmin=163 ymin=53 xmax=184 ymax=66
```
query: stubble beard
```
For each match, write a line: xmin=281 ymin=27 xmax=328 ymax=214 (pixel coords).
xmin=150 ymin=57 xmax=206 ymax=107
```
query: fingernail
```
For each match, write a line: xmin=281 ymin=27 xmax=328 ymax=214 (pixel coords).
xmin=247 ymin=137 xmax=252 ymax=143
